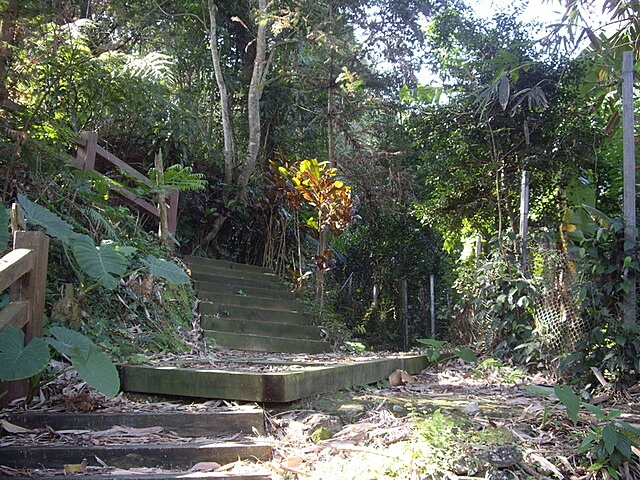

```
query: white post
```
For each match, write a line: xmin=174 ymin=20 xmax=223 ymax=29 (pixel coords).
xmin=622 ymin=51 xmax=636 ymax=325
xmin=519 ymin=170 xmax=530 ymax=276
xmin=430 ymin=274 xmax=436 ymax=338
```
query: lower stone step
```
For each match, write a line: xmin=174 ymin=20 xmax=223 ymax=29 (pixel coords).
xmin=202 ymin=316 xmax=323 ymax=340
xmin=200 ymin=302 xmax=314 ymax=325
xmin=204 ymin=330 xmax=332 ymax=354
xmin=198 ymin=293 xmax=305 ymax=311
xmin=0 ymin=441 xmax=273 ymax=470
xmin=5 ymin=407 xmax=265 ymax=437
xmin=8 ymin=474 xmax=270 ymax=480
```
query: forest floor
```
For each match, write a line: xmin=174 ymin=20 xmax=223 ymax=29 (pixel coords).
xmin=3 ymin=358 xmax=640 ymax=479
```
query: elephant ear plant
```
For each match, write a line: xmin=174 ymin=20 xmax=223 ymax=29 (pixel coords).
xmin=0 ymin=326 xmax=120 ymax=399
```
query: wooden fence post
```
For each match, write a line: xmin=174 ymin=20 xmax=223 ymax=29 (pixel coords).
xmin=167 ymin=188 xmax=179 ymax=237
xmin=12 ymin=231 xmax=49 ymax=343
xmin=3 ymin=230 xmax=49 ymax=405
xmin=76 ymin=131 xmax=98 ymax=170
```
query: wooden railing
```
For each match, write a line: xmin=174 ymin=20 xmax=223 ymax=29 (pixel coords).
xmin=0 ymin=211 xmax=49 ymax=404
xmin=73 ymin=131 xmax=179 ymax=235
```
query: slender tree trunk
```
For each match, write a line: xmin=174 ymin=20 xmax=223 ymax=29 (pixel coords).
xmin=208 ymin=0 xmax=237 ymax=185
xmin=0 ymin=0 xmax=18 ymax=104
xmin=237 ymin=0 xmax=268 ymax=203
xmin=326 ymin=4 xmax=336 ymax=168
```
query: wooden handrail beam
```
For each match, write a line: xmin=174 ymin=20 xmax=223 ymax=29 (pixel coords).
xmin=73 ymin=131 xmax=178 ymax=236
xmin=0 ymin=249 xmax=33 ymax=292
xmin=0 ymin=301 xmax=29 ymax=332
xmin=95 ymin=144 xmax=154 ymax=188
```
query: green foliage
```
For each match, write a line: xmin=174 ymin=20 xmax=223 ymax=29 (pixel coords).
xmin=560 ymin=207 xmax=640 ymax=389
xmin=335 ymin=214 xmax=445 ymax=349
xmin=0 ymin=207 xmax=8 ymax=251
xmin=0 ymin=326 xmax=120 ymax=398
xmin=148 ymin=165 xmax=207 ymax=192
xmin=72 ymin=238 xmax=128 ymax=290
xmin=416 ymin=338 xmax=478 ymax=364
xmin=17 ymin=194 xmax=189 ymax=291
xmin=0 ymin=328 xmax=50 ymax=381
xmin=47 ymin=326 xmax=120 ymax=398
xmin=449 ymin=236 xmax=538 ymax=362
xmin=554 ymin=384 xmax=640 ymax=477
xmin=141 ymin=255 xmax=190 ymax=284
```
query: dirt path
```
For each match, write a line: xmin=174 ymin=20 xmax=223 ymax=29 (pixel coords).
xmin=264 ymin=361 xmax=640 ymax=479
xmin=3 ymin=360 xmax=640 ymax=479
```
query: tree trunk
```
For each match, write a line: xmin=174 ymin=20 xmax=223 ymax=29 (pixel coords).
xmin=208 ymin=0 xmax=237 ymax=185
xmin=0 ymin=0 xmax=18 ymax=104
xmin=236 ymin=0 xmax=269 ymax=203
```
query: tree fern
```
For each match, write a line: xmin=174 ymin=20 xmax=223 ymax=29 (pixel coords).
xmin=148 ymin=164 xmax=207 ymax=191
xmin=83 ymin=208 xmax=119 ymax=241
xmin=123 ymin=52 xmax=175 ymax=85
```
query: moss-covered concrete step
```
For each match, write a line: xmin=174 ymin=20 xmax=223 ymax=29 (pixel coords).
xmin=200 ymin=302 xmax=314 ymax=325
xmin=204 ymin=330 xmax=331 ymax=354
xmin=0 ymin=441 xmax=272 ymax=471
xmin=195 ymin=281 xmax=297 ymax=301
xmin=200 ymin=294 xmax=306 ymax=312
xmin=120 ymin=355 xmax=430 ymax=403
xmin=202 ymin=316 xmax=322 ymax=339
xmin=5 ymin=406 xmax=265 ymax=437
xmin=185 ymin=256 xmax=273 ymax=275
xmin=190 ymin=271 xmax=285 ymax=291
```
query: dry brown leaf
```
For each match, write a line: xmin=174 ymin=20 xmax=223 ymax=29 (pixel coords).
xmin=389 ymin=369 xmax=416 ymax=387
xmin=63 ymin=458 xmax=88 ymax=475
xmin=0 ymin=419 xmax=31 ymax=434
xmin=527 ymin=451 xmax=563 ymax=479
xmin=285 ymin=456 xmax=304 ymax=468
xmin=188 ymin=461 xmax=221 ymax=472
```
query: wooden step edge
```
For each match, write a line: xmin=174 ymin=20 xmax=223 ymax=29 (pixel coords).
xmin=195 ymin=287 xmax=297 ymax=302
xmin=0 ymin=441 xmax=273 ymax=471
xmin=203 ymin=330 xmax=330 ymax=345
xmin=185 ymin=256 xmax=273 ymax=274
xmin=201 ymin=317 xmax=322 ymax=333
xmin=201 ymin=314 xmax=316 ymax=326
xmin=7 ymin=472 xmax=272 ymax=480
xmin=199 ymin=299 xmax=308 ymax=313
xmin=5 ymin=408 xmax=266 ymax=436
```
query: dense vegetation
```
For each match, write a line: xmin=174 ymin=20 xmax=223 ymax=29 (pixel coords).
xmin=0 ymin=0 xmax=638 ymax=397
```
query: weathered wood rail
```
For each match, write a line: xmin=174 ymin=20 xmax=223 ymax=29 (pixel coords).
xmin=0 ymin=223 xmax=49 ymax=404
xmin=73 ymin=131 xmax=179 ymax=235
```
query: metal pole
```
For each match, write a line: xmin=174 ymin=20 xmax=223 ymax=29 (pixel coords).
xmin=519 ymin=170 xmax=530 ymax=276
xmin=622 ymin=51 xmax=636 ymax=325
xmin=401 ymin=279 xmax=408 ymax=350
xmin=430 ymin=274 xmax=436 ymax=338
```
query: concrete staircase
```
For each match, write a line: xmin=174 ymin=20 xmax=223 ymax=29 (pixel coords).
xmin=185 ymin=256 xmax=331 ymax=354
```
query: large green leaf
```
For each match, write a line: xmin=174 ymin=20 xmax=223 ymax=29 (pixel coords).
xmin=46 ymin=326 xmax=95 ymax=357
xmin=47 ymin=326 xmax=120 ymax=398
xmin=0 ymin=206 xmax=9 ymax=251
xmin=17 ymin=194 xmax=77 ymax=243
xmin=141 ymin=255 xmax=190 ymax=284
xmin=71 ymin=344 xmax=120 ymax=398
xmin=72 ymin=236 xmax=128 ymax=290
xmin=0 ymin=328 xmax=50 ymax=381
xmin=554 ymin=384 xmax=581 ymax=425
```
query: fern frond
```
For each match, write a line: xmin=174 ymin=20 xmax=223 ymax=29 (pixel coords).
xmin=124 ymin=52 xmax=175 ymax=85
xmin=148 ymin=165 xmax=207 ymax=191
xmin=83 ymin=208 xmax=119 ymax=241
